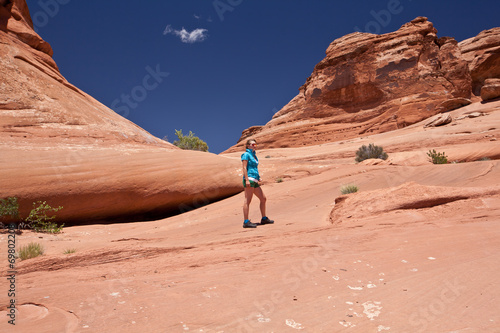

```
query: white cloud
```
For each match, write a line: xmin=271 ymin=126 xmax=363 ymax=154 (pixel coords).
xmin=163 ymin=24 xmax=208 ymax=44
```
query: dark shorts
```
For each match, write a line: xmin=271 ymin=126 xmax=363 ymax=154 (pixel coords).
xmin=243 ymin=179 xmax=260 ymax=188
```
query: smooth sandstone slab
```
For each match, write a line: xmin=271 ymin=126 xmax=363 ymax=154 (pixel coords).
xmin=0 ymin=144 xmax=241 ymax=223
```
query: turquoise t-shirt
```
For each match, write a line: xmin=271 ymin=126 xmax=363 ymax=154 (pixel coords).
xmin=241 ymin=148 xmax=260 ymax=181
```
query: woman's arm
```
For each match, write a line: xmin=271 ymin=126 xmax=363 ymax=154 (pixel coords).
xmin=242 ymin=160 xmax=249 ymax=185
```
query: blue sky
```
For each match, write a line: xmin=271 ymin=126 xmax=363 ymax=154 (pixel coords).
xmin=25 ymin=0 xmax=500 ymax=154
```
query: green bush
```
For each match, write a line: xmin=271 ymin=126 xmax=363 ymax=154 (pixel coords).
xmin=427 ymin=149 xmax=448 ymax=164
xmin=0 ymin=197 xmax=19 ymax=221
xmin=64 ymin=248 xmax=76 ymax=255
xmin=1 ymin=197 xmax=64 ymax=232
xmin=276 ymin=177 xmax=284 ymax=183
xmin=18 ymin=242 xmax=44 ymax=260
xmin=355 ymin=144 xmax=388 ymax=163
xmin=340 ymin=185 xmax=359 ymax=195
xmin=173 ymin=129 xmax=209 ymax=152
xmin=25 ymin=201 xmax=64 ymax=233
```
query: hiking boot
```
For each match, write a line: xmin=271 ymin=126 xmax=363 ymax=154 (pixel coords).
xmin=243 ymin=221 xmax=258 ymax=228
xmin=260 ymin=217 xmax=274 ymax=225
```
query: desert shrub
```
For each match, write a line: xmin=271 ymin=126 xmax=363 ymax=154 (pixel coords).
xmin=276 ymin=177 xmax=284 ymax=183
xmin=25 ymin=201 xmax=64 ymax=233
xmin=0 ymin=197 xmax=19 ymax=221
xmin=427 ymin=149 xmax=448 ymax=164
xmin=63 ymin=248 xmax=76 ymax=254
xmin=355 ymin=144 xmax=388 ymax=163
xmin=18 ymin=242 xmax=44 ymax=260
xmin=173 ymin=129 xmax=209 ymax=152
xmin=0 ymin=197 xmax=64 ymax=232
xmin=340 ymin=185 xmax=359 ymax=195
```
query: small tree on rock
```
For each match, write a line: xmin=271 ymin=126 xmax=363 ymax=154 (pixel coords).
xmin=173 ymin=129 xmax=209 ymax=152
xmin=427 ymin=149 xmax=448 ymax=164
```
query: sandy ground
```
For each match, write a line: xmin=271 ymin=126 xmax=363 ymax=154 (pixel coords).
xmin=1 ymin=100 xmax=500 ymax=332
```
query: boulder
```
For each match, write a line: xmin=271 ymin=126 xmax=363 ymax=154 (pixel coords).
xmin=424 ymin=113 xmax=452 ymax=128
xmin=0 ymin=0 xmax=241 ymax=224
xmin=480 ymin=78 xmax=500 ymax=101
xmin=456 ymin=112 xmax=486 ymax=120
xmin=227 ymin=17 xmax=472 ymax=152
xmin=459 ymin=28 xmax=500 ymax=95
xmin=467 ymin=112 xmax=486 ymax=118
xmin=435 ymin=98 xmax=472 ymax=113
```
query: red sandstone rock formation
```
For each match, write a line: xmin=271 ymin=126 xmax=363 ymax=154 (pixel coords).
xmin=0 ymin=0 xmax=167 ymax=147
xmin=459 ymin=27 xmax=500 ymax=96
xmin=0 ymin=5 xmax=498 ymax=329
xmin=0 ymin=0 xmax=241 ymax=223
xmin=226 ymin=17 xmax=499 ymax=152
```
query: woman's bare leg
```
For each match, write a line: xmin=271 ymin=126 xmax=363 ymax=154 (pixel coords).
xmin=243 ymin=187 xmax=254 ymax=220
xmin=253 ymin=187 xmax=267 ymax=218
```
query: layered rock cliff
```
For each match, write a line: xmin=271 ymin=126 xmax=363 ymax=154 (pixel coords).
xmin=0 ymin=0 xmax=241 ymax=224
xmin=459 ymin=27 xmax=500 ymax=96
xmin=226 ymin=17 xmax=500 ymax=152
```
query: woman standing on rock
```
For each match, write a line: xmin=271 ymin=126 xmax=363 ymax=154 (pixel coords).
xmin=241 ymin=139 xmax=274 ymax=228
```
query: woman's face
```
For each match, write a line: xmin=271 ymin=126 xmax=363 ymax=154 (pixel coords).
xmin=248 ymin=141 xmax=257 ymax=150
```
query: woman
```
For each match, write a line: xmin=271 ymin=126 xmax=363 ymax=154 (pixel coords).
xmin=241 ymin=139 xmax=274 ymax=228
